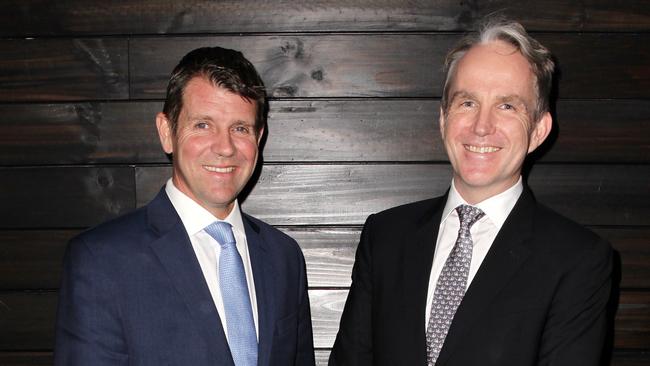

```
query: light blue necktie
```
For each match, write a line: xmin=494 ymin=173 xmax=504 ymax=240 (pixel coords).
xmin=204 ymin=221 xmax=258 ymax=366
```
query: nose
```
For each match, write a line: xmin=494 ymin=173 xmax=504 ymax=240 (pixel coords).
xmin=472 ymin=107 xmax=495 ymax=136
xmin=211 ymin=131 xmax=235 ymax=157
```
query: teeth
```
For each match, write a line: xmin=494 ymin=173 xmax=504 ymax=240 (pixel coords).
xmin=465 ymin=145 xmax=500 ymax=153
xmin=204 ymin=166 xmax=235 ymax=173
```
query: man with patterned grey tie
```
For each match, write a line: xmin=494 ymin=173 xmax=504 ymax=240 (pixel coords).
xmin=330 ymin=17 xmax=612 ymax=366
xmin=55 ymin=47 xmax=315 ymax=366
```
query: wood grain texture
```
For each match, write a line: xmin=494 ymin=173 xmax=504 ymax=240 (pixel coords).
xmin=136 ymin=164 xmax=650 ymax=226
xmin=1 ymin=225 xmax=647 ymax=291
xmin=527 ymin=165 xmax=650 ymax=227
xmin=0 ymin=353 xmax=52 ymax=366
xmin=1 ymin=289 xmax=646 ymax=351
xmin=0 ymin=291 xmax=57 ymax=350
xmin=0 ymin=102 xmax=162 ymax=165
xmin=129 ymin=35 xmax=450 ymax=99
xmin=3 ymin=99 xmax=647 ymax=165
xmin=1 ymin=0 xmax=648 ymax=36
xmin=0 ymin=230 xmax=78 ymax=290
xmin=615 ymin=291 xmax=650 ymax=349
xmin=0 ymin=39 xmax=128 ymax=102
xmin=543 ymin=100 xmax=650 ymax=163
xmin=136 ymin=164 xmax=451 ymax=225
xmin=2 ymin=34 xmax=647 ymax=101
xmin=595 ymin=227 xmax=650 ymax=289
xmin=280 ymin=227 xmax=358 ymax=288
xmin=609 ymin=351 xmax=650 ymax=366
xmin=129 ymin=34 xmax=650 ymax=99
xmin=314 ymin=350 xmax=650 ymax=366
xmin=539 ymin=33 xmax=650 ymax=99
xmin=0 ymin=0 xmax=647 ymax=361
xmin=0 ymin=167 xmax=135 ymax=229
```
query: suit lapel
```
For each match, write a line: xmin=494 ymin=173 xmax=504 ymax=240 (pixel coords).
xmin=436 ymin=188 xmax=536 ymax=365
xmin=402 ymin=197 xmax=446 ymax=361
xmin=243 ymin=215 xmax=274 ymax=366
xmin=145 ymin=190 xmax=234 ymax=365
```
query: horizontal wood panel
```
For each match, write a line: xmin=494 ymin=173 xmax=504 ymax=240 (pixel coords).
xmin=595 ymin=228 xmax=650 ymax=290
xmin=0 ymin=164 xmax=646 ymax=228
xmin=0 ymin=102 xmax=162 ymax=165
xmin=0 ymin=292 xmax=58 ymax=350
xmin=609 ymin=351 xmax=650 ymax=366
xmin=130 ymin=34 xmax=650 ymax=99
xmin=2 ymin=34 xmax=647 ymax=101
xmin=129 ymin=35 xmax=449 ymax=99
xmin=137 ymin=164 xmax=650 ymax=226
xmin=2 ymin=224 xmax=648 ymax=291
xmin=1 ymin=0 xmax=648 ymax=36
xmin=1 ymin=290 xmax=646 ymax=350
xmin=539 ymin=33 xmax=650 ymax=99
xmin=0 ymin=167 xmax=135 ymax=229
xmin=2 ymin=226 xmax=648 ymax=290
xmin=0 ymin=353 xmax=52 ymax=366
xmin=0 ymin=350 xmax=647 ymax=366
xmin=315 ymin=290 xmax=650 ymax=350
xmin=527 ymin=165 xmax=650 ymax=227
xmin=0 ymin=230 xmax=78 ymax=290
xmin=0 ymin=39 xmax=128 ymax=102
xmin=615 ymin=291 xmax=650 ymax=349
xmin=282 ymin=227 xmax=358 ymax=288
xmin=2 ymin=99 xmax=648 ymax=165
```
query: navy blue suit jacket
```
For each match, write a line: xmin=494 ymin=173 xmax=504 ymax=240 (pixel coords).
xmin=54 ymin=189 xmax=315 ymax=366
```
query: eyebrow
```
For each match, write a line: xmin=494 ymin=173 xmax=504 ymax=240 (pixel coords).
xmin=451 ymin=90 xmax=531 ymax=111
xmin=450 ymin=90 xmax=477 ymax=102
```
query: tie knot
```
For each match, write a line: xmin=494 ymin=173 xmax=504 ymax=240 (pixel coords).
xmin=456 ymin=204 xmax=485 ymax=229
xmin=204 ymin=221 xmax=236 ymax=247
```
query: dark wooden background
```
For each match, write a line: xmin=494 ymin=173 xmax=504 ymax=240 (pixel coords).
xmin=1 ymin=1 xmax=649 ymax=365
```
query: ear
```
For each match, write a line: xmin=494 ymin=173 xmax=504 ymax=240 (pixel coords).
xmin=439 ymin=107 xmax=447 ymax=140
xmin=156 ymin=112 xmax=174 ymax=154
xmin=527 ymin=112 xmax=552 ymax=153
xmin=256 ymin=126 xmax=265 ymax=144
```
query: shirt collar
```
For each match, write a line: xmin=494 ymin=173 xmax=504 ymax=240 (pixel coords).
xmin=441 ymin=176 xmax=523 ymax=230
xmin=164 ymin=178 xmax=246 ymax=237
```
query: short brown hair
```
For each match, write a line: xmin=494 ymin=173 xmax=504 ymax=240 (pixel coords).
xmin=162 ymin=47 xmax=267 ymax=134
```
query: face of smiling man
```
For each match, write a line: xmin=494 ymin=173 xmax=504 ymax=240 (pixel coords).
xmin=156 ymin=76 xmax=262 ymax=219
xmin=440 ymin=40 xmax=552 ymax=204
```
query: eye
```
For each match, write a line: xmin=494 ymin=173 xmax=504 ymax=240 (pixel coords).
xmin=232 ymin=125 xmax=252 ymax=134
xmin=195 ymin=121 xmax=209 ymax=129
xmin=499 ymin=103 xmax=515 ymax=111
xmin=460 ymin=100 xmax=475 ymax=108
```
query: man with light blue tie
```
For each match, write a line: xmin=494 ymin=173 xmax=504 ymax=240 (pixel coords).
xmin=54 ymin=46 xmax=315 ymax=366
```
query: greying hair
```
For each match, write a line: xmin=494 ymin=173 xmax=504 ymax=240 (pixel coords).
xmin=441 ymin=18 xmax=555 ymax=123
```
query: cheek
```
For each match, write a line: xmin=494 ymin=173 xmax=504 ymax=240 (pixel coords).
xmin=236 ymin=139 xmax=260 ymax=159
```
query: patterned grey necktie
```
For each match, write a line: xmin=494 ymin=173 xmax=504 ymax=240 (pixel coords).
xmin=425 ymin=204 xmax=485 ymax=365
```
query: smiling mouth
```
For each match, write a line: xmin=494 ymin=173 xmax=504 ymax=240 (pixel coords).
xmin=464 ymin=144 xmax=501 ymax=153
xmin=203 ymin=165 xmax=235 ymax=173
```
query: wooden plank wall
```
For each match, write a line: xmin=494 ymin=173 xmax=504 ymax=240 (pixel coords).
xmin=1 ymin=1 xmax=649 ymax=364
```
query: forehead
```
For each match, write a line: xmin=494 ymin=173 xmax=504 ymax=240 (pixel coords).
xmin=181 ymin=77 xmax=256 ymax=118
xmin=451 ymin=40 xmax=535 ymax=99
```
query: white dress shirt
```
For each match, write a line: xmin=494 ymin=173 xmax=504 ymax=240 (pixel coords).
xmin=165 ymin=179 xmax=259 ymax=340
xmin=424 ymin=177 xmax=523 ymax=326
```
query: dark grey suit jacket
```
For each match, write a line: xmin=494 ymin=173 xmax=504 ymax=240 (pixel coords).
xmin=330 ymin=187 xmax=612 ymax=365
